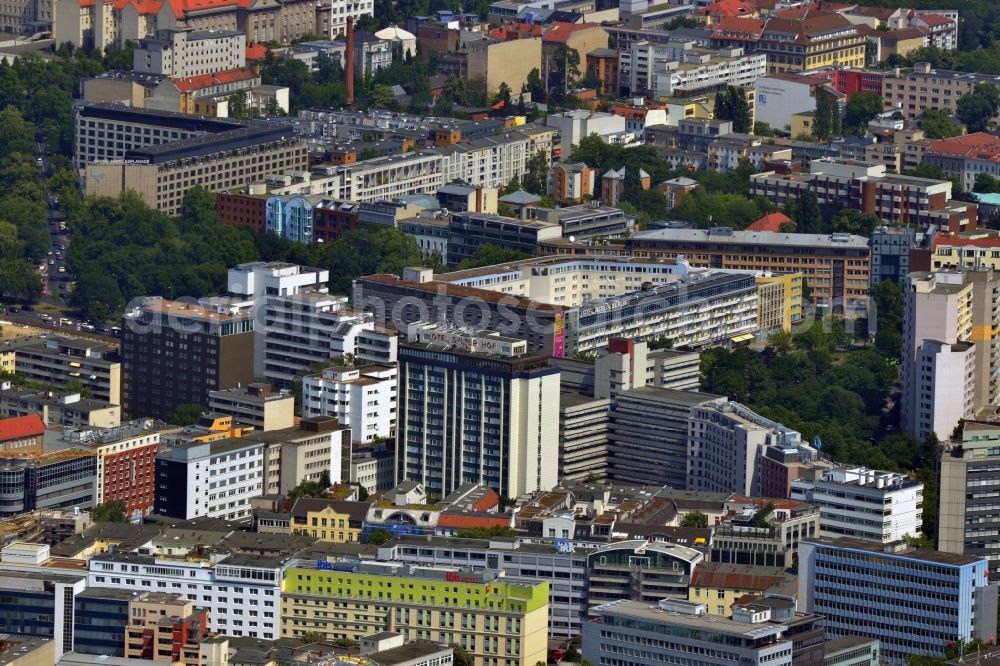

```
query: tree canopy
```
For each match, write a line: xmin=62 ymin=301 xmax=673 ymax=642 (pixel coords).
xmin=455 ymin=244 xmax=530 ymax=270
xmin=843 ymin=92 xmax=884 ymax=135
xmin=288 ymin=471 xmax=332 ymax=501
xmin=91 ymin=500 xmax=128 ymax=522
xmin=957 ymin=83 xmax=1000 ymax=132
xmin=713 ymin=86 xmax=753 ymax=133
xmin=920 ymin=108 xmax=963 ymax=139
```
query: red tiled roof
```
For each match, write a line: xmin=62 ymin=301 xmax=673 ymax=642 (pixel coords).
xmin=470 ymin=488 xmax=500 ymax=512
xmin=932 ymin=235 xmax=1000 ymax=249
xmin=542 ymin=21 xmax=602 ymax=44
xmin=747 ymin=211 xmax=792 ymax=232
xmin=438 ymin=513 xmax=511 ymax=529
xmin=711 ymin=16 xmax=766 ymax=39
xmin=246 ymin=42 xmax=268 ymax=61
xmin=880 ymin=27 xmax=929 ymax=41
xmin=488 ymin=22 xmax=542 ymax=40
xmin=113 ymin=0 xmax=252 ymax=18
xmin=849 ymin=5 xmax=898 ymax=20
xmin=173 ymin=66 xmax=258 ymax=93
xmin=916 ymin=13 xmax=953 ymax=27
xmin=0 ymin=414 xmax=45 ymax=442
xmin=928 ymin=133 xmax=1000 ymax=162
xmin=698 ymin=0 xmax=754 ymax=18
xmin=691 ymin=566 xmax=789 ymax=591
xmin=773 ymin=3 xmax=815 ymax=19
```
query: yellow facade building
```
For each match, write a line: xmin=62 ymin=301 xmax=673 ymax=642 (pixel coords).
xmin=466 ymin=37 xmax=542 ymax=95
xmin=687 ymin=563 xmax=792 ymax=616
xmin=281 ymin=560 xmax=549 ymax=666
xmin=756 ymin=272 xmax=803 ymax=333
xmin=288 ymin=498 xmax=365 ymax=544
xmin=760 ymin=13 xmax=866 ymax=74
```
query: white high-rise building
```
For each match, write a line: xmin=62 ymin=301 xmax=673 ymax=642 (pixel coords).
xmin=225 ymin=262 xmax=393 ymax=387
xmin=329 ymin=0 xmax=374 ymax=38
xmin=397 ymin=323 xmax=561 ymax=498
xmin=302 ymin=364 xmax=397 ymax=443
xmin=88 ymin=551 xmax=283 ymax=640
xmin=154 ymin=438 xmax=266 ymax=521
xmin=133 ymin=28 xmax=246 ymax=78
xmin=791 ymin=467 xmax=923 ymax=543
xmin=902 ymin=269 xmax=1000 ymax=441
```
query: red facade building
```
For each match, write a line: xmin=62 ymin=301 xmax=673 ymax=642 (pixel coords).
xmin=216 ymin=192 xmax=268 ymax=235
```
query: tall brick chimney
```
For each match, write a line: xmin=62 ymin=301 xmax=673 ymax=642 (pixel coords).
xmin=345 ymin=16 xmax=355 ymax=105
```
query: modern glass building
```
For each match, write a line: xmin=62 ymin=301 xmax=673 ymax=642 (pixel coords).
xmin=800 ymin=537 xmax=997 ymax=664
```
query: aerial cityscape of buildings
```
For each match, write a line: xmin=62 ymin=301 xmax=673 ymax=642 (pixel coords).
xmin=1 ymin=0 xmax=1000 ymax=663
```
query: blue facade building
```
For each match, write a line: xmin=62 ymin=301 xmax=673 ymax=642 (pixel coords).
xmin=0 ymin=571 xmax=86 ymax=661
xmin=74 ymin=588 xmax=132 ymax=656
xmin=265 ymin=195 xmax=316 ymax=244
xmin=800 ymin=537 xmax=998 ymax=664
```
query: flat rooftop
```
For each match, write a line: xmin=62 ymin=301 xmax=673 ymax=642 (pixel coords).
xmin=593 ymin=599 xmax=786 ymax=639
xmin=630 ymin=227 xmax=871 ymax=249
xmin=806 ymin=537 xmax=983 ymax=566
xmin=129 ymin=298 xmax=252 ymax=323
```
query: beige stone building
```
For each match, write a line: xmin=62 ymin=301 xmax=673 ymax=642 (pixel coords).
xmin=124 ymin=592 xmax=207 ymax=663
xmin=466 ymin=36 xmax=542 ymax=95
xmin=208 ymin=383 xmax=294 ymax=432
xmin=246 ymin=416 xmax=352 ymax=495
xmin=56 ymin=0 xmax=316 ymax=50
xmin=84 ymin=123 xmax=306 ymax=217
xmin=883 ymin=61 xmax=1000 ymax=120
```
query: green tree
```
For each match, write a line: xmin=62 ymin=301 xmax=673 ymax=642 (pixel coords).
xmin=813 ymin=89 xmax=834 ymax=140
xmin=679 ymin=511 xmax=708 ymax=528
xmin=298 ymin=631 xmax=327 ymax=645
xmin=831 ymin=209 xmax=879 ymax=237
xmin=91 ymin=500 xmax=128 ymax=522
xmin=921 ymin=108 xmax=963 ymax=139
xmin=957 ymin=83 xmax=1000 ymax=133
xmin=521 ymin=149 xmax=549 ymax=195
xmin=370 ymin=84 xmax=398 ymax=110
xmin=227 ymin=91 xmax=252 ymax=119
xmin=902 ymin=532 xmax=935 ymax=549
xmin=526 ymin=68 xmax=545 ymax=102
xmin=455 ymin=244 xmax=530 ymax=270
xmin=843 ymin=92 xmax=884 ymax=134
xmin=647 ymin=336 xmax=673 ymax=350
xmin=0 ymin=106 xmax=35 ymax=155
xmin=171 ymin=403 xmax=205 ymax=426
xmin=792 ymin=191 xmax=823 ymax=234
xmin=288 ymin=471 xmax=331 ymax=500
xmin=550 ymin=45 xmax=581 ymax=96
xmin=367 ymin=528 xmax=394 ymax=545
xmin=623 ymin=162 xmax=643 ymax=203
xmin=452 ymin=644 xmax=474 ymax=666
xmin=975 ymin=173 xmax=1000 ymax=193
xmin=0 ymin=258 xmax=39 ymax=301
xmin=714 ymin=86 xmax=752 ymax=133
xmin=872 ymin=279 xmax=903 ymax=358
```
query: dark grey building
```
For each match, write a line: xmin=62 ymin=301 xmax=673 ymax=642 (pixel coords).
xmin=0 ymin=451 xmax=97 ymax=517
xmin=120 ymin=297 xmax=254 ymax=421
xmin=533 ymin=203 xmax=635 ymax=240
xmin=870 ymin=226 xmax=916 ymax=285
xmin=446 ymin=211 xmax=561 ymax=266
xmin=608 ymin=387 xmax=722 ymax=489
